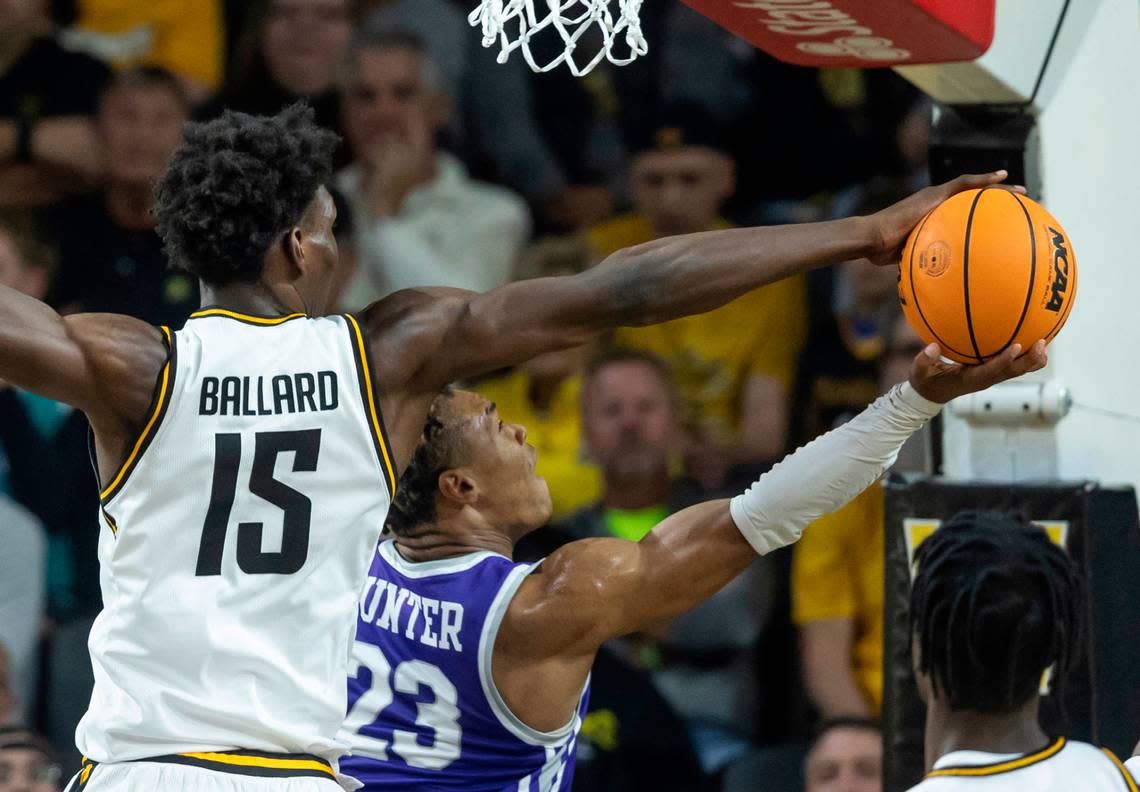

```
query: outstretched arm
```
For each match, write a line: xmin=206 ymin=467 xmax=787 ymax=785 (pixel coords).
xmin=370 ymin=173 xmax=1017 ymax=394
xmin=0 ymin=285 xmax=167 ymax=446
xmin=504 ymin=340 xmax=1048 ymax=659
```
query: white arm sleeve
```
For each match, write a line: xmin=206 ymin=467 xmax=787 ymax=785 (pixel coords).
xmin=730 ymin=382 xmax=942 ymax=555
xmin=1125 ymin=756 xmax=1139 ymax=785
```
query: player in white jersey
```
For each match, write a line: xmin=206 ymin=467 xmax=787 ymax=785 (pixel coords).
xmin=0 ymin=96 xmax=1019 ymax=790
xmin=907 ymin=512 xmax=1138 ymax=792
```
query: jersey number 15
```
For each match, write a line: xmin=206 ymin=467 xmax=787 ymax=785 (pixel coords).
xmin=195 ymin=429 xmax=321 ymax=576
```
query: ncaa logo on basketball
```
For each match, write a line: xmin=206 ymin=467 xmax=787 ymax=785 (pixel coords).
xmin=919 ymin=241 xmax=951 ymax=278
xmin=1045 ymin=227 xmax=1070 ymax=313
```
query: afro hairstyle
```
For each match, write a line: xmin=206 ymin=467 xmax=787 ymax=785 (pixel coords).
xmin=154 ymin=102 xmax=339 ymax=286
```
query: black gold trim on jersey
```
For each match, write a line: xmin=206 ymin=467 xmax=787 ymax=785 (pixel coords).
xmin=150 ymin=750 xmax=336 ymax=779
xmin=64 ymin=757 xmax=97 ymax=791
xmin=189 ymin=307 xmax=307 ymax=326
xmin=926 ymin=737 xmax=1066 ymax=778
xmin=344 ymin=313 xmax=398 ymax=496
xmin=100 ymin=508 xmax=119 ymax=536
xmin=1103 ymin=748 xmax=1140 ymax=792
xmin=99 ymin=327 xmax=177 ymax=505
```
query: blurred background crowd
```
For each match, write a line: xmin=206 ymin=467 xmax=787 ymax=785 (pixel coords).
xmin=0 ymin=1 xmax=937 ymax=790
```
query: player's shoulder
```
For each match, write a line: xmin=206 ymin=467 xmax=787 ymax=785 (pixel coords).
xmin=1063 ymin=739 xmax=1135 ymax=774
xmin=1125 ymin=755 xmax=1140 ymax=784
xmin=64 ymin=310 xmax=165 ymax=345
xmin=356 ymin=287 xmax=472 ymax=326
xmin=510 ymin=538 xmax=636 ymax=622
xmin=912 ymin=740 xmax=1137 ymax=791
xmin=64 ymin=312 xmax=168 ymax=402
xmin=1061 ymin=738 xmax=1115 ymax=759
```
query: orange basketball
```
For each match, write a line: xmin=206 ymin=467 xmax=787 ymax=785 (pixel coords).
xmin=897 ymin=188 xmax=1077 ymax=365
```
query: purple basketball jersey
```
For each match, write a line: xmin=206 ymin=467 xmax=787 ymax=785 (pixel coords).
xmin=341 ymin=540 xmax=589 ymax=791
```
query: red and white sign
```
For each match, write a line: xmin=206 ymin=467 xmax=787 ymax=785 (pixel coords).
xmin=681 ymin=0 xmax=995 ymax=67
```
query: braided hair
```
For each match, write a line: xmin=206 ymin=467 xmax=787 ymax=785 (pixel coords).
xmin=910 ymin=509 xmax=1084 ymax=713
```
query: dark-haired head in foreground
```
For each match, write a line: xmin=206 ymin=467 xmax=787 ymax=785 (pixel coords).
xmin=910 ymin=510 xmax=1084 ymax=756
xmin=153 ymin=102 xmax=342 ymax=314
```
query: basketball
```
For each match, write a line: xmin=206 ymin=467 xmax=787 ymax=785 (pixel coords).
xmin=898 ymin=188 xmax=1078 ymax=365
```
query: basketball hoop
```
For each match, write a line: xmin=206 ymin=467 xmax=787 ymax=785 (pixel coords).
xmin=468 ymin=0 xmax=648 ymax=76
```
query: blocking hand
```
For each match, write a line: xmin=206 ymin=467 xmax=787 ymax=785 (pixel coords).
xmin=909 ymin=340 xmax=1048 ymax=404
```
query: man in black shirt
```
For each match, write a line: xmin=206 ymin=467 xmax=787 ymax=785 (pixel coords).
xmin=48 ymin=67 xmax=198 ymax=326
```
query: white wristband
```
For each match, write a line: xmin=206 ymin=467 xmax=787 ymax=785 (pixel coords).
xmin=730 ymin=382 xmax=942 ymax=555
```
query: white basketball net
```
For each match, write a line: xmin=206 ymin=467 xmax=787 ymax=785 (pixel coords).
xmin=468 ymin=0 xmax=647 ymax=77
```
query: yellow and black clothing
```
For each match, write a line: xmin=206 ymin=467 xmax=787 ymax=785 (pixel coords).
xmin=792 ymin=483 xmax=884 ymax=713
xmin=70 ymin=0 xmax=224 ymax=89
xmin=588 ymin=214 xmax=807 ymax=449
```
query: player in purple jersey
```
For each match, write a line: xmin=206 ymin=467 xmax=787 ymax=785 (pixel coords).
xmin=342 ymin=341 xmax=1046 ymax=790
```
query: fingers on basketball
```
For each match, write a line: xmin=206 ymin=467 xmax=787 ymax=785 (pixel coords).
xmin=898 ymin=188 xmax=1076 ymax=367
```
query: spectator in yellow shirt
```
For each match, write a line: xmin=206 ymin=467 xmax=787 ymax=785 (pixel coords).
xmin=64 ymin=0 xmax=224 ymax=99
xmin=792 ymin=315 xmax=928 ymax=717
xmin=475 ymin=238 xmax=602 ymax=519
xmin=587 ymin=103 xmax=807 ymax=489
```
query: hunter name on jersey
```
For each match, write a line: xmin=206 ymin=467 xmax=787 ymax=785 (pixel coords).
xmin=199 ymin=371 xmax=340 ymax=416
xmin=358 ymin=577 xmax=466 ymax=653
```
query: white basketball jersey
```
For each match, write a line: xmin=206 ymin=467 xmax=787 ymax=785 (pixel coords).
xmin=908 ymin=738 xmax=1138 ymax=792
xmin=76 ymin=309 xmax=397 ymax=769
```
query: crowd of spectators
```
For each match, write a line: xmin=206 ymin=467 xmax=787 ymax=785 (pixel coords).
xmin=0 ymin=1 xmax=935 ymax=790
